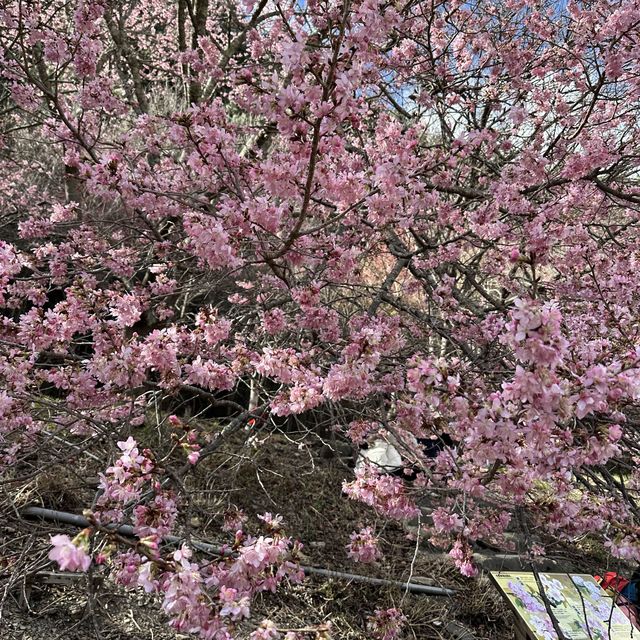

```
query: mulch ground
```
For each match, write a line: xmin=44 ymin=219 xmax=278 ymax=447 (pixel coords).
xmin=3 ymin=425 xmax=613 ymax=639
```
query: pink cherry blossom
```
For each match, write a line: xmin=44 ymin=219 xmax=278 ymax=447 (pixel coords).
xmin=49 ymin=534 xmax=91 ymax=572
xmin=367 ymin=608 xmax=406 ymax=640
xmin=346 ymin=527 xmax=382 ymax=564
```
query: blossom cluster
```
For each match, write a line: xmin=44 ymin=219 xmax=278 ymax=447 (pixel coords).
xmin=343 ymin=466 xmax=419 ymax=521
xmin=367 ymin=608 xmax=407 ymax=640
xmin=46 ymin=439 xmax=305 ymax=638
xmin=346 ymin=527 xmax=382 ymax=564
xmin=49 ymin=532 xmax=92 ymax=572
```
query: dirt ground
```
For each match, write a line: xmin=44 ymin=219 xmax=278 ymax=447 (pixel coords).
xmin=0 ymin=428 xmax=620 ymax=639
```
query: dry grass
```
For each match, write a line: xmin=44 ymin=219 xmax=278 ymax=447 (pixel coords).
xmin=185 ymin=431 xmax=516 ymax=639
xmin=1 ymin=426 xmax=521 ymax=639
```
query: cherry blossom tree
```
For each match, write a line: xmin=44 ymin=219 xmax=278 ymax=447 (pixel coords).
xmin=2 ymin=0 xmax=640 ymax=636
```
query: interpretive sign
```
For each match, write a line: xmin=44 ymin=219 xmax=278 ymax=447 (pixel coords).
xmin=490 ymin=571 xmax=637 ymax=639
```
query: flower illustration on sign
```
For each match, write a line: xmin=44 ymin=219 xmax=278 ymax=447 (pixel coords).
xmin=540 ymin=575 xmax=565 ymax=607
xmin=508 ymin=580 xmax=546 ymax=613
xmin=529 ymin=615 xmax=557 ymax=640
xmin=572 ymin=575 xmax=603 ymax=600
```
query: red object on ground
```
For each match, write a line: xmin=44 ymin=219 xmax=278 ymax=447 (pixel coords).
xmin=595 ymin=571 xmax=630 ymax=594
